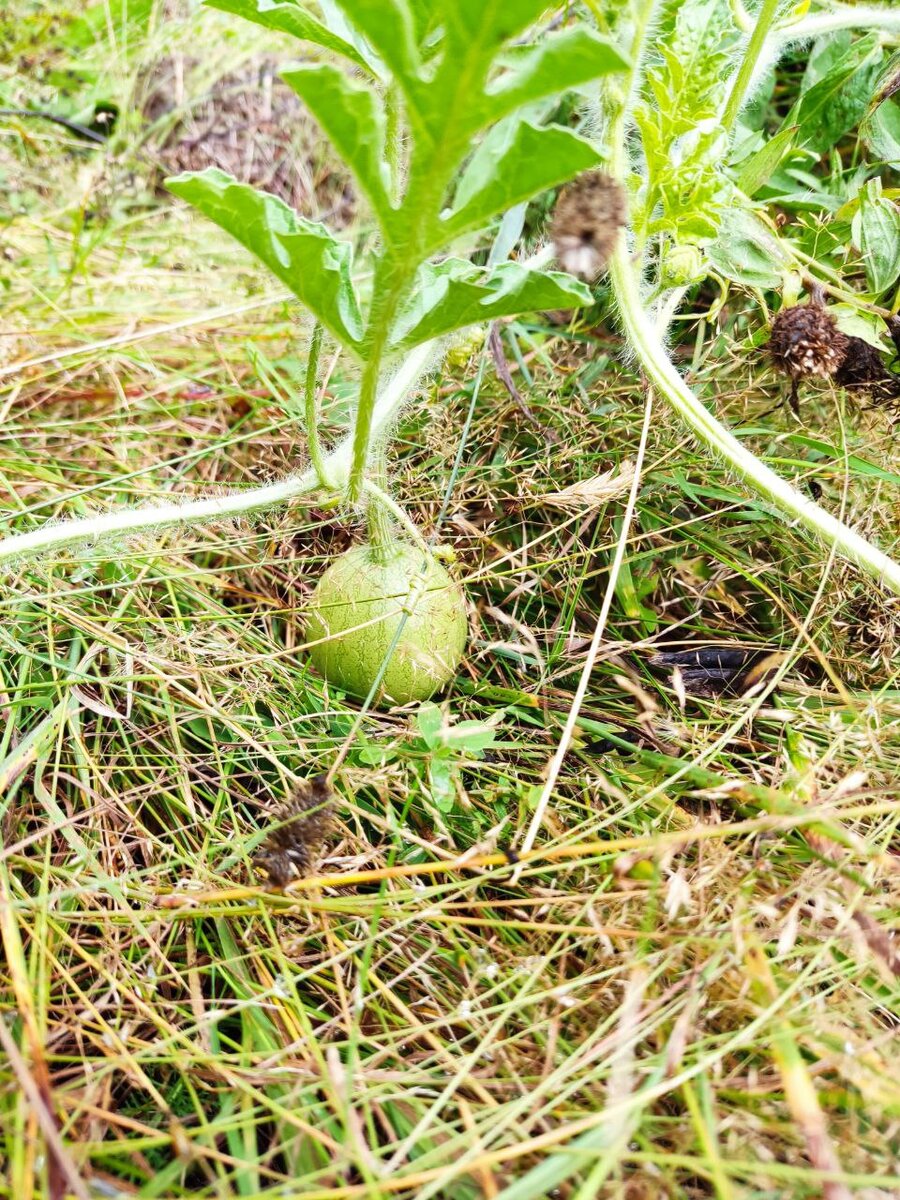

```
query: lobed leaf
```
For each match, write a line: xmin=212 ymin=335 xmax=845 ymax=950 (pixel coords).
xmin=410 ymin=0 xmax=622 ymax=145
xmin=441 ymin=0 xmax=549 ymax=53
xmin=204 ymin=0 xmax=371 ymax=72
xmin=438 ymin=121 xmax=602 ymax=247
xmin=482 ymin=28 xmax=629 ymax=127
xmin=167 ymin=168 xmax=364 ymax=350
xmin=325 ymin=0 xmax=421 ymax=88
xmin=281 ymin=64 xmax=394 ymax=233
xmin=390 ymin=259 xmax=593 ymax=350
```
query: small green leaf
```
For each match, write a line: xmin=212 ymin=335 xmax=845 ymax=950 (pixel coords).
xmin=706 ymin=207 xmax=792 ymax=288
xmin=416 ymin=701 xmax=444 ymax=747
xmin=735 ymin=125 xmax=797 ymax=197
xmin=204 ymin=0 xmax=371 ymax=72
xmin=390 ymin=259 xmax=592 ymax=350
xmin=443 ymin=718 xmax=500 ymax=755
xmin=851 ymin=179 xmax=900 ymax=295
xmin=439 ymin=121 xmax=601 ymax=246
xmin=429 ymin=757 xmax=457 ymax=812
xmin=482 ymin=28 xmax=629 ymax=125
xmin=281 ymin=65 xmax=393 ymax=232
xmin=830 ymin=303 xmax=891 ymax=352
xmin=167 ymin=168 xmax=364 ymax=350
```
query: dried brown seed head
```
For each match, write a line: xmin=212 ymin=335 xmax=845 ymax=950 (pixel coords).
xmin=886 ymin=314 xmax=900 ymax=359
xmin=252 ymin=774 xmax=334 ymax=888
xmin=833 ymin=335 xmax=900 ymax=403
xmin=768 ymin=303 xmax=849 ymax=382
xmin=551 ymin=171 xmax=626 ymax=280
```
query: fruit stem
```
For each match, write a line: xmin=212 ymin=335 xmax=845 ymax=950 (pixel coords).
xmin=362 ymin=479 xmax=432 ymax=557
xmin=365 ymin=448 xmax=398 ymax=562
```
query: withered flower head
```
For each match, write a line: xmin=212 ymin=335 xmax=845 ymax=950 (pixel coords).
xmin=768 ymin=303 xmax=849 ymax=382
xmin=833 ymin=335 xmax=900 ymax=404
xmin=551 ymin=171 xmax=627 ymax=280
xmin=252 ymin=774 xmax=333 ymax=889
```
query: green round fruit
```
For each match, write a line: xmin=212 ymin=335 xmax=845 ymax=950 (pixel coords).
xmin=305 ymin=542 xmax=468 ymax=705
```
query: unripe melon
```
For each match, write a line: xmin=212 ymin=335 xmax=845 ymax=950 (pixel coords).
xmin=305 ymin=543 xmax=467 ymax=705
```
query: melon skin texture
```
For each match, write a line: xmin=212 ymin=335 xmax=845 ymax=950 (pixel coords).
xmin=305 ymin=543 xmax=467 ymax=705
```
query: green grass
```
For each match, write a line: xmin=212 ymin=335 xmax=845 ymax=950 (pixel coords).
xmin=1 ymin=3 xmax=899 ymax=1198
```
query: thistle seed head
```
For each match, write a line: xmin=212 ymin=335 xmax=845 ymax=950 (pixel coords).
xmin=768 ymin=303 xmax=849 ymax=382
xmin=834 ymin=335 xmax=900 ymax=403
xmin=551 ymin=171 xmax=626 ymax=280
xmin=252 ymin=774 xmax=334 ymax=888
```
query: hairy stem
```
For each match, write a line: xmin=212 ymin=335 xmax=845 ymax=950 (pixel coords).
xmin=775 ymin=4 xmax=900 ymax=41
xmin=721 ymin=0 xmax=785 ymax=132
xmin=362 ymin=479 xmax=432 ymax=556
xmin=350 ymin=346 xmax=387 ymax=502
xmin=304 ymin=322 xmax=329 ymax=489
xmin=347 ymin=261 xmax=414 ymax=502
xmin=365 ymin=447 xmax=397 ymax=560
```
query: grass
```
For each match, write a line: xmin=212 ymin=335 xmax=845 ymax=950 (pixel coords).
xmin=1 ymin=3 xmax=899 ymax=1198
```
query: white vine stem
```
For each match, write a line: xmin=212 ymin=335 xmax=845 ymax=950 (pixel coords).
xmin=777 ymin=5 xmax=900 ymax=41
xmin=603 ymin=0 xmax=900 ymax=596
xmin=609 ymin=247 xmax=900 ymax=594
xmin=0 ymin=342 xmax=436 ymax=566
xmin=0 ymin=4 xmax=897 ymax=590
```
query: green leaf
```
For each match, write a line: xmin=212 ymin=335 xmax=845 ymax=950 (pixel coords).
xmin=390 ymin=259 xmax=593 ymax=350
xmin=862 ymin=99 xmax=900 ymax=168
xmin=438 ymin=121 xmax=601 ymax=246
xmin=851 ymin=179 xmax=900 ymax=295
xmin=442 ymin=717 xmax=500 ymax=755
xmin=281 ymin=65 xmax=393 ymax=232
xmin=429 ymin=757 xmax=457 ymax=812
xmin=416 ymin=701 xmax=444 ymax=748
xmin=482 ymin=28 xmax=629 ymax=125
xmin=706 ymin=207 xmax=792 ymax=288
xmin=830 ymin=303 xmax=891 ymax=352
xmin=442 ymin=0 xmax=548 ymax=52
xmin=326 ymin=0 xmax=421 ymax=86
xmin=735 ymin=125 xmax=797 ymax=198
xmin=166 ymin=168 xmax=364 ymax=350
xmin=204 ymin=0 xmax=371 ymax=72
xmin=787 ymin=32 xmax=882 ymax=154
